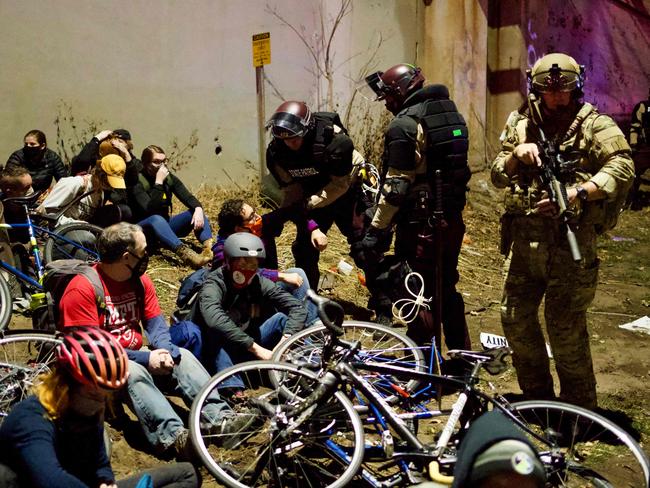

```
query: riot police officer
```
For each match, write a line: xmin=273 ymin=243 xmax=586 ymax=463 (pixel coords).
xmin=491 ymin=53 xmax=634 ymax=408
xmin=266 ymin=101 xmax=369 ymax=289
xmin=359 ymin=64 xmax=472 ymax=351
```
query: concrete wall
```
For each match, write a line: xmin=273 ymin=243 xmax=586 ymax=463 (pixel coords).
xmin=0 ymin=0 xmax=421 ymax=187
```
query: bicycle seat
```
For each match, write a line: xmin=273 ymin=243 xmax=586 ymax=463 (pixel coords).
xmin=447 ymin=347 xmax=512 ymax=375
xmin=2 ymin=189 xmax=45 ymax=208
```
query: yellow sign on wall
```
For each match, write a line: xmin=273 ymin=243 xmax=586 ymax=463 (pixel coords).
xmin=252 ymin=32 xmax=271 ymax=67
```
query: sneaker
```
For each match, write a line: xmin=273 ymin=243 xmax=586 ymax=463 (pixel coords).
xmin=218 ymin=409 xmax=259 ymax=449
xmin=173 ymin=428 xmax=194 ymax=461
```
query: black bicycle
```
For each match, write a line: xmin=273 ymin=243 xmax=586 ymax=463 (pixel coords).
xmin=189 ymin=291 xmax=650 ymax=488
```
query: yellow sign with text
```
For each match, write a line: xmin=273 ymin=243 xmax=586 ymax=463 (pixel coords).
xmin=252 ymin=32 xmax=271 ymax=67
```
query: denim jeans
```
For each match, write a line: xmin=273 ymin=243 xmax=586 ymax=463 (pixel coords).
xmin=138 ymin=211 xmax=212 ymax=250
xmin=276 ymin=267 xmax=319 ymax=326
xmin=205 ymin=313 xmax=288 ymax=389
xmin=125 ymin=348 xmax=228 ymax=451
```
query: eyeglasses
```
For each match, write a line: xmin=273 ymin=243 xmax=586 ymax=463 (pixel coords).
xmin=128 ymin=249 xmax=148 ymax=260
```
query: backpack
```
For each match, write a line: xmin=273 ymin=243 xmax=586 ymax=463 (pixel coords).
xmin=312 ymin=112 xmax=348 ymax=166
xmin=172 ymin=267 xmax=210 ymax=322
xmin=32 ymin=259 xmax=107 ymax=332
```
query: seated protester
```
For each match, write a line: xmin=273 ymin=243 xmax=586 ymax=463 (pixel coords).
xmin=5 ymin=129 xmax=68 ymax=193
xmin=0 ymin=165 xmax=34 ymax=243
xmin=214 ymin=198 xmax=321 ymax=326
xmin=0 ymin=327 xmax=199 ymax=488
xmin=131 ymin=145 xmax=213 ymax=269
xmin=38 ymin=154 xmax=131 ymax=228
xmin=190 ymin=233 xmax=307 ymax=378
xmin=71 ymin=128 xmax=142 ymax=189
xmin=57 ymin=222 xmax=251 ymax=457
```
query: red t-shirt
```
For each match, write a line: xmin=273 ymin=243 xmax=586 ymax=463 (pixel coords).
xmin=59 ymin=266 xmax=161 ymax=351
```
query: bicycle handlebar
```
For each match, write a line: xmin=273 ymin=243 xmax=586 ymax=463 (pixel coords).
xmin=306 ymin=290 xmax=345 ymax=337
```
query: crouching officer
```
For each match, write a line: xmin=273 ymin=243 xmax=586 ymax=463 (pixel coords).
xmin=359 ymin=63 xmax=471 ymax=351
xmin=266 ymin=101 xmax=371 ymax=289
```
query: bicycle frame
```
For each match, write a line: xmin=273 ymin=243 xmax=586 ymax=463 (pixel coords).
xmin=317 ymin=346 xmax=550 ymax=487
xmin=0 ymin=219 xmax=100 ymax=289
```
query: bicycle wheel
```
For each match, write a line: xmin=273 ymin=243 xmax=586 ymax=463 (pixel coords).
xmin=510 ymin=400 xmax=650 ymax=487
xmin=272 ymin=321 xmax=427 ymax=399
xmin=0 ymin=330 xmax=61 ymax=425
xmin=0 ymin=276 xmax=13 ymax=332
xmin=189 ymin=361 xmax=365 ymax=488
xmin=43 ymin=222 xmax=102 ymax=264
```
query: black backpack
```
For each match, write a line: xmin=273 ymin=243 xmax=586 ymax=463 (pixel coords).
xmin=33 ymin=259 xmax=107 ymax=331
xmin=172 ymin=267 xmax=210 ymax=322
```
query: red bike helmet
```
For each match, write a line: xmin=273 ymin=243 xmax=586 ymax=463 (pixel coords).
xmin=267 ymin=101 xmax=312 ymax=139
xmin=57 ymin=327 xmax=129 ymax=390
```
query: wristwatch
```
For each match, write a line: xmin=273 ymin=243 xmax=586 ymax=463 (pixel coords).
xmin=576 ymin=186 xmax=589 ymax=202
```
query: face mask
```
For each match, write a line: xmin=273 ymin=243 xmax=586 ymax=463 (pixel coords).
xmin=127 ymin=251 xmax=149 ymax=277
xmin=231 ymin=268 xmax=257 ymax=289
xmin=244 ymin=214 xmax=263 ymax=237
xmin=23 ymin=145 xmax=42 ymax=159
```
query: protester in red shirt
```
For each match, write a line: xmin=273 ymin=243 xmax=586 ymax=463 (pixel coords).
xmin=58 ymin=222 xmax=255 ymax=458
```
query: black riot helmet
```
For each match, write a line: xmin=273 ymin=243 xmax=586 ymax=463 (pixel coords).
xmin=267 ymin=101 xmax=313 ymax=139
xmin=364 ymin=64 xmax=425 ymax=100
xmin=362 ymin=64 xmax=425 ymax=114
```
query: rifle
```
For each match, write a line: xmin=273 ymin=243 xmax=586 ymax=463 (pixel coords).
xmin=535 ymin=127 xmax=582 ymax=262
xmin=430 ymin=170 xmax=445 ymax=351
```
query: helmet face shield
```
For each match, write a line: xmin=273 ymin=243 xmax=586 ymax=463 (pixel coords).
xmin=358 ymin=71 xmax=387 ymax=101
xmin=267 ymin=101 xmax=312 ymax=139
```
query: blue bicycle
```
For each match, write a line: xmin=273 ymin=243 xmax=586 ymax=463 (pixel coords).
xmin=0 ymin=190 xmax=102 ymax=331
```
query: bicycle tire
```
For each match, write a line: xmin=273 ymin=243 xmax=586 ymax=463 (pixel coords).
xmin=272 ymin=320 xmax=427 ymax=399
xmin=510 ymin=400 xmax=650 ymax=487
xmin=0 ymin=330 xmax=62 ymax=425
xmin=0 ymin=276 xmax=13 ymax=332
xmin=189 ymin=360 xmax=365 ymax=488
xmin=43 ymin=222 xmax=103 ymax=264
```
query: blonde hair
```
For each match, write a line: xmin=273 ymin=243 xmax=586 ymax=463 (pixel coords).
xmin=33 ymin=367 xmax=71 ymax=420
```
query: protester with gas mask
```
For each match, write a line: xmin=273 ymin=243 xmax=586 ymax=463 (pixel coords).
xmin=190 ymin=233 xmax=307 ymax=381
xmin=57 ymin=223 xmax=252 ymax=458
xmin=5 ymin=129 xmax=68 ymax=193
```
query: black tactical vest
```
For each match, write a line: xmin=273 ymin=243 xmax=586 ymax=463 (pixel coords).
xmin=401 ymin=97 xmax=471 ymax=211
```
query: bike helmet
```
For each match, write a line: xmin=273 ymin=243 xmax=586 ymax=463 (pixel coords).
xmin=267 ymin=101 xmax=312 ymax=139
xmin=223 ymin=232 xmax=266 ymax=260
xmin=364 ymin=64 xmax=425 ymax=102
xmin=528 ymin=53 xmax=584 ymax=94
xmin=57 ymin=327 xmax=129 ymax=390
xmin=468 ymin=439 xmax=546 ymax=487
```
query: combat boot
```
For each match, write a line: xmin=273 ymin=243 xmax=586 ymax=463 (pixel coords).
xmin=200 ymin=238 xmax=214 ymax=261
xmin=175 ymin=244 xmax=210 ymax=269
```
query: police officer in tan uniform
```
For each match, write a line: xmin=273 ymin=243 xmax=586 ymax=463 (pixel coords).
xmin=491 ymin=53 xmax=634 ymax=409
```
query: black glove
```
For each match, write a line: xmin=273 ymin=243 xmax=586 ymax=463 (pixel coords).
xmin=351 ymin=226 xmax=390 ymax=269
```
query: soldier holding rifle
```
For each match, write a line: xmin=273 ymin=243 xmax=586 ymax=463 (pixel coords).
xmin=491 ymin=53 xmax=634 ymax=409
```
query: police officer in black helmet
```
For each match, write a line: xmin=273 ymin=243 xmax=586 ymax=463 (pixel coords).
xmin=359 ymin=64 xmax=471 ymax=351
xmin=266 ymin=101 xmax=371 ymax=290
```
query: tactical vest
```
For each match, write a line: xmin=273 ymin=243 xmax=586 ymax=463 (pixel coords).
xmin=267 ymin=112 xmax=348 ymax=191
xmin=401 ymin=99 xmax=471 ymax=211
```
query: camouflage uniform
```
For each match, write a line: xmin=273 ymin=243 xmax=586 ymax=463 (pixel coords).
xmin=491 ymin=102 xmax=634 ymax=408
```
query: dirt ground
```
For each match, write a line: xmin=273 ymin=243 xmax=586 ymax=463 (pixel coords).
xmin=7 ymin=170 xmax=649 ymax=485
